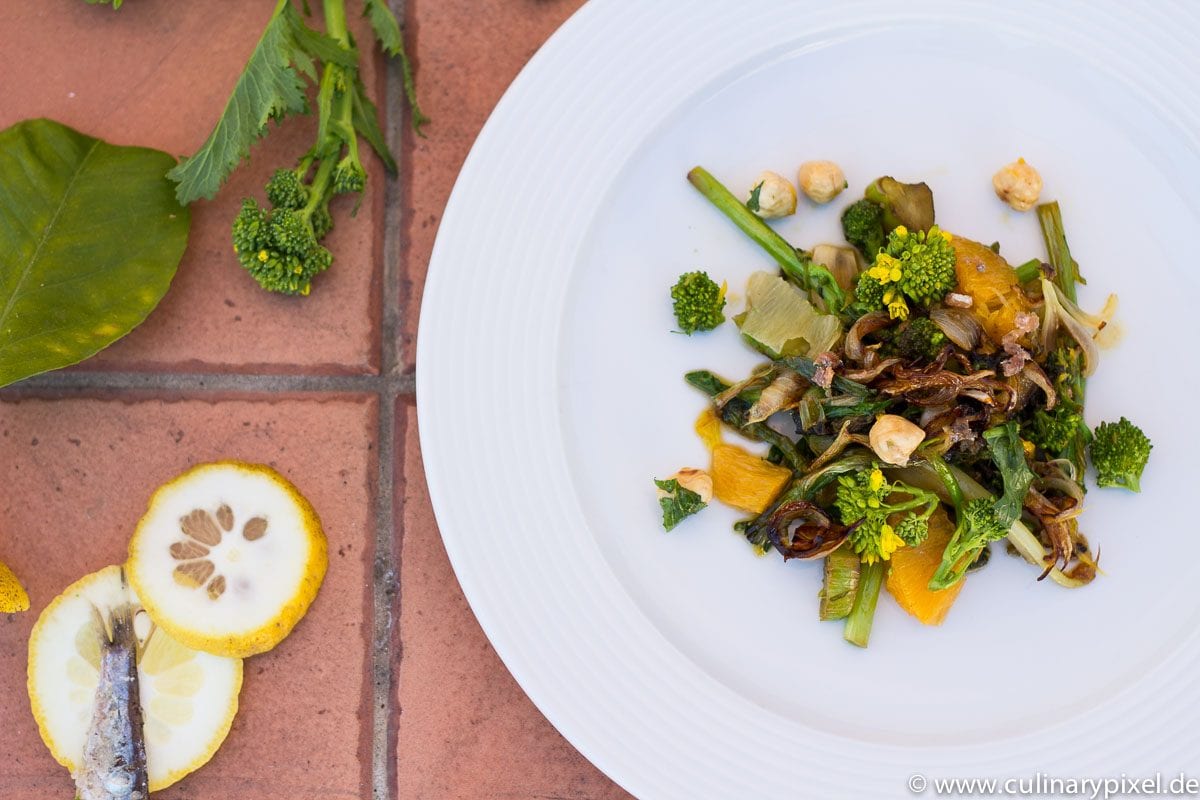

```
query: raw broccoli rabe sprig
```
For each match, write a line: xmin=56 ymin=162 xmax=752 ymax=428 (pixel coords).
xmin=894 ymin=316 xmax=947 ymax=361
xmin=1089 ymin=417 xmax=1152 ymax=492
xmin=834 ymin=466 xmax=939 ymax=565
xmin=852 ymin=225 xmax=957 ymax=319
xmin=654 ymin=478 xmax=707 ymax=530
xmin=841 ymin=198 xmax=886 ymax=261
xmin=670 ymin=271 xmax=726 ymax=334
xmin=170 ymin=0 xmax=425 ymax=296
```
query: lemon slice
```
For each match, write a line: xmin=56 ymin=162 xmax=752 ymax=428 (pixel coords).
xmin=127 ymin=461 xmax=327 ymax=658
xmin=0 ymin=559 xmax=30 ymax=612
xmin=28 ymin=565 xmax=242 ymax=791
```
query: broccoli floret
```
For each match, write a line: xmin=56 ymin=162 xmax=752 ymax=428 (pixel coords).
xmin=851 ymin=259 xmax=909 ymax=320
xmin=1090 ymin=417 xmax=1152 ymax=492
xmin=841 ymin=199 xmax=886 ymax=260
xmin=893 ymin=514 xmax=930 ymax=546
xmin=887 ymin=225 xmax=957 ymax=306
xmin=929 ymin=498 xmax=1008 ymax=590
xmin=670 ymin=271 xmax=726 ymax=334
xmin=895 ymin=316 xmax=947 ymax=361
xmin=835 ymin=466 xmax=938 ymax=564
xmin=265 ymin=169 xmax=308 ymax=209
xmin=1026 ymin=405 xmax=1084 ymax=454
xmin=333 ymin=156 xmax=366 ymax=194
xmin=654 ymin=477 xmax=707 ymax=530
xmin=232 ymin=199 xmax=333 ymax=296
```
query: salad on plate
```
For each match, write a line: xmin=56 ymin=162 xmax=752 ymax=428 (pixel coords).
xmin=655 ymin=158 xmax=1151 ymax=648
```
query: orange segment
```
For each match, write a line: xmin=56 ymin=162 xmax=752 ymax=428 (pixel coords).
xmin=694 ymin=408 xmax=723 ymax=451
xmin=885 ymin=508 xmax=963 ymax=625
xmin=951 ymin=236 xmax=1032 ymax=346
xmin=710 ymin=444 xmax=791 ymax=514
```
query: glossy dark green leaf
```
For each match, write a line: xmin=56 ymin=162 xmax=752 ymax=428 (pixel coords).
xmin=0 ymin=119 xmax=190 ymax=388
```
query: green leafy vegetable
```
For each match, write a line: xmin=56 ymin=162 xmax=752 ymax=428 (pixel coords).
xmin=0 ymin=119 xmax=189 ymax=388
xmin=840 ymin=198 xmax=886 ymax=261
xmin=833 ymin=465 xmax=939 ymax=564
xmin=84 ymin=0 xmax=123 ymax=7
xmin=361 ymin=0 xmax=428 ymax=135
xmin=166 ymin=1 xmax=355 ymax=204
xmin=168 ymin=0 xmax=425 ymax=296
xmin=654 ymin=478 xmax=706 ymax=531
xmin=1090 ymin=417 xmax=1152 ymax=492
xmin=894 ymin=316 xmax=947 ymax=361
xmin=982 ymin=422 xmax=1035 ymax=527
xmin=670 ymin=271 xmax=725 ymax=334
xmin=746 ymin=181 xmax=763 ymax=213
xmin=929 ymin=498 xmax=1008 ymax=591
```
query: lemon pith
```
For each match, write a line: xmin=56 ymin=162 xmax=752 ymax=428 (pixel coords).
xmin=27 ymin=565 xmax=242 ymax=791
xmin=127 ymin=461 xmax=327 ymax=658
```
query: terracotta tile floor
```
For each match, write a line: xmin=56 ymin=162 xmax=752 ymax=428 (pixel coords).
xmin=0 ymin=1 xmax=629 ymax=798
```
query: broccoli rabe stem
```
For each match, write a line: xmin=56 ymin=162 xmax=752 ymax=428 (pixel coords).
xmin=1037 ymin=202 xmax=1091 ymax=473
xmin=1013 ymin=258 xmax=1042 ymax=284
xmin=843 ymin=560 xmax=885 ymax=648
xmin=1037 ymin=202 xmax=1082 ymax=303
xmin=687 ymin=167 xmax=847 ymax=313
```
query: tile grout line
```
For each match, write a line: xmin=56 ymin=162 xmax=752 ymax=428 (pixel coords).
xmin=373 ymin=0 xmax=409 ymax=796
xmin=0 ymin=370 xmax=414 ymax=396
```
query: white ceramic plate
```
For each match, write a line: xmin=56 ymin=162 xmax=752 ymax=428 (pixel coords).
xmin=417 ymin=2 xmax=1200 ymax=797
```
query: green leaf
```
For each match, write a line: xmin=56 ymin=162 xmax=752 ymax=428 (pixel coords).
xmin=361 ymin=0 xmax=429 ymax=135
xmin=166 ymin=2 xmax=357 ymax=204
xmin=351 ymin=73 xmax=396 ymax=172
xmin=654 ymin=478 xmax=706 ymax=531
xmin=746 ymin=181 xmax=763 ymax=212
xmin=0 ymin=119 xmax=189 ymax=388
xmin=983 ymin=422 xmax=1036 ymax=527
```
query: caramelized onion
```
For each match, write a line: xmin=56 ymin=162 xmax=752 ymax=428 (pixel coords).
xmin=765 ymin=501 xmax=852 ymax=560
xmin=844 ymin=311 xmax=891 ymax=364
xmin=929 ymin=308 xmax=982 ymax=351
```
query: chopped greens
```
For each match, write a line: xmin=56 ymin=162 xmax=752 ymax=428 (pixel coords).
xmin=654 ymin=478 xmax=707 ymax=531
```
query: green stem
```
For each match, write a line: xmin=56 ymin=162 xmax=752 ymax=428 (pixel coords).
xmin=687 ymin=167 xmax=846 ymax=313
xmin=1036 ymin=201 xmax=1082 ymax=303
xmin=302 ymin=156 xmax=336 ymax=219
xmin=322 ymin=0 xmax=349 ymax=42
xmin=844 ymin=560 xmax=885 ymax=647
xmin=1013 ymin=257 xmax=1042 ymax=284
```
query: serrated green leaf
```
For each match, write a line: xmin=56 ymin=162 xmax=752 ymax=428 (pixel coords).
xmin=361 ymin=0 xmax=429 ymax=135
xmin=166 ymin=2 xmax=357 ymax=204
xmin=351 ymin=74 xmax=396 ymax=172
xmin=0 ymin=119 xmax=190 ymax=388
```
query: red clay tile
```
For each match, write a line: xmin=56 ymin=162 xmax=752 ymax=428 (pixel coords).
xmin=0 ymin=395 xmax=377 ymax=799
xmin=398 ymin=0 xmax=587 ymax=374
xmin=0 ymin=3 xmax=387 ymax=375
xmin=395 ymin=400 xmax=631 ymax=799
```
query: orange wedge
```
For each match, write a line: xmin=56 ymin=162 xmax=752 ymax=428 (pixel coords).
xmin=710 ymin=444 xmax=791 ymax=515
xmin=885 ymin=508 xmax=963 ymax=625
